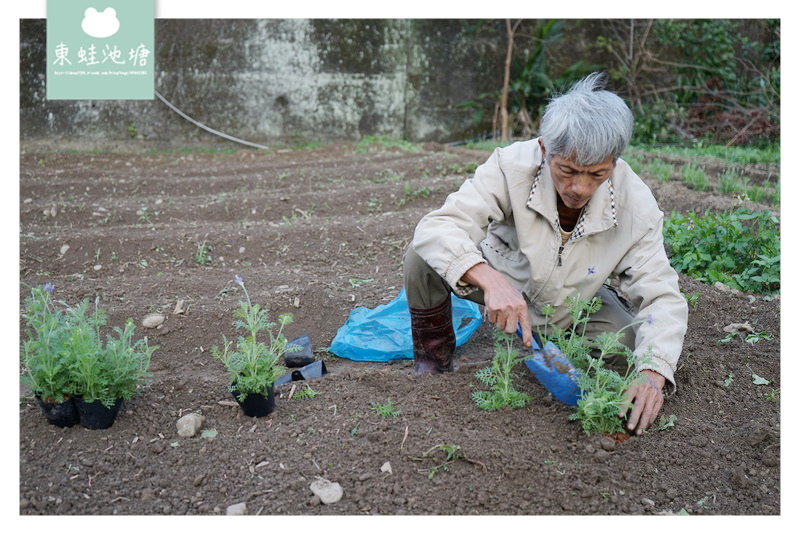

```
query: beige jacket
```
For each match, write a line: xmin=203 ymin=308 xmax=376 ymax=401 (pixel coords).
xmin=412 ymin=138 xmax=688 ymax=386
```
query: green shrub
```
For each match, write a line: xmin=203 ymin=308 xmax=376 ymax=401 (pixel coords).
xmin=663 ymin=209 xmax=780 ymax=294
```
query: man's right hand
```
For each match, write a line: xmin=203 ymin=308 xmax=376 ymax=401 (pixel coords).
xmin=461 ymin=263 xmax=532 ymax=347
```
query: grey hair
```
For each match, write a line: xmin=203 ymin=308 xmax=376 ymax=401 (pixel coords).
xmin=539 ymin=72 xmax=633 ymax=166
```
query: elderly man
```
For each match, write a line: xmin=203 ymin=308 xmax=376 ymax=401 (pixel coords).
xmin=403 ymin=72 xmax=688 ymax=434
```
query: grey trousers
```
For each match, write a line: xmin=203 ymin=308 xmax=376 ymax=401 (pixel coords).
xmin=403 ymin=245 xmax=637 ymax=355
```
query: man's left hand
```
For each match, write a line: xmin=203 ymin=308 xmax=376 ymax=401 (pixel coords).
xmin=618 ymin=369 xmax=666 ymax=435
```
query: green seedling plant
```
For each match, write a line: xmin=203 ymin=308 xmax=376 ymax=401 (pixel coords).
xmin=719 ymin=169 xmax=750 ymax=195
xmin=534 ymin=287 xmax=652 ymax=436
xmin=211 ymin=276 xmax=299 ymax=401
xmin=371 ymin=398 xmax=401 ymax=418
xmin=21 ymin=284 xmax=76 ymax=403
xmin=293 ymin=385 xmax=320 ymax=400
xmin=683 ymin=292 xmax=701 ymax=309
xmin=646 ymin=158 xmax=674 ymax=182
xmin=764 ymin=388 xmax=780 ymax=402
xmin=567 ymin=329 xmax=646 ymax=436
xmin=550 ymin=294 xmax=603 ymax=371
xmin=717 ymin=328 xmax=773 ymax=345
xmin=655 ymin=414 xmax=678 ymax=431
xmin=471 ymin=329 xmax=532 ymax=410
xmin=194 ymin=240 xmax=212 ymax=265
xmin=21 ymin=283 xmax=156 ymax=407
xmin=722 ymin=372 xmax=734 ymax=387
xmin=396 ymin=182 xmax=432 ymax=206
xmin=406 ymin=444 xmax=487 ymax=479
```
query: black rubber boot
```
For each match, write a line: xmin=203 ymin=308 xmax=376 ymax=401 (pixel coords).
xmin=409 ymin=298 xmax=456 ymax=374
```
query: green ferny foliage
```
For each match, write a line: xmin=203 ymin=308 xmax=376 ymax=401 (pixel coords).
xmin=471 ymin=329 xmax=532 ymax=410
xmin=21 ymin=284 xmax=155 ymax=407
xmin=371 ymin=398 xmax=402 ymax=418
xmin=294 ymin=385 xmax=320 ymax=400
xmin=567 ymin=329 xmax=645 ymax=436
xmin=211 ymin=276 xmax=299 ymax=401
xmin=537 ymin=293 xmax=649 ymax=436
xmin=21 ymin=284 xmax=79 ymax=403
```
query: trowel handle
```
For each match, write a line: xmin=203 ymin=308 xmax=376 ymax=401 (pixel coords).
xmin=516 ymin=322 xmax=542 ymax=351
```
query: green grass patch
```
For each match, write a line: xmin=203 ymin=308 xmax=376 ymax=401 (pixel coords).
xmin=747 ymin=185 xmax=769 ymax=204
xmin=356 ymin=136 xmax=422 ymax=153
xmin=645 ymin=158 xmax=674 ymax=182
xmin=680 ymin=163 xmax=710 ymax=191
xmin=719 ymin=169 xmax=750 ymax=195
xmin=145 ymin=147 xmax=240 ymax=155
xmin=630 ymin=143 xmax=780 ymax=165
xmin=462 ymin=139 xmax=509 ymax=152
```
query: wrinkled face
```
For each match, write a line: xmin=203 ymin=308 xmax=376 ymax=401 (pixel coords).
xmin=547 ymin=153 xmax=616 ymax=210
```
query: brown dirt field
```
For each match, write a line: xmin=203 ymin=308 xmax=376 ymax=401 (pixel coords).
xmin=18 ymin=141 xmax=780 ymax=516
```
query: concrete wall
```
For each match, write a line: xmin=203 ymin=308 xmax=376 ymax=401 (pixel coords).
xmin=20 ymin=19 xmax=506 ymax=150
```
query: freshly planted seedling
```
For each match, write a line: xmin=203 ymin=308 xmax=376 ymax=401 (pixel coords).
xmin=655 ymin=414 xmax=678 ymax=431
xmin=567 ymin=333 xmax=644 ymax=436
xmin=211 ymin=276 xmax=299 ymax=401
xmin=683 ymin=292 xmax=701 ymax=309
xmin=194 ymin=240 xmax=212 ymax=265
xmin=717 ymin=328 xmax=773 ymax=344
xmin=536 ymin=292 xmax=652 ymax=436
xmin=293 ymin=385 xmax=320 ymax=400
xmin=406 ymin=444 xmax=487 ymax=479
xmin=371 ymin=398 xmax=401 ymax=418
xmin=764 ymin=388 xmax=780 ymax=402
xmin=471 ymin=329 xmax=532 ymax=410
xmin=722 ymin=372 xmax=734 ymax=387
xmin=396 ymin=182 xmax=432 ymax=206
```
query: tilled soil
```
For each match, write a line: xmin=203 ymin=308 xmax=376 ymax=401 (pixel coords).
xmin=18 ymin=142 xmax=780 ymax=515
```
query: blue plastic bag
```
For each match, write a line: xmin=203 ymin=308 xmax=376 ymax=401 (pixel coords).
xmin=329 ymin=289 xmax=482 ymax=362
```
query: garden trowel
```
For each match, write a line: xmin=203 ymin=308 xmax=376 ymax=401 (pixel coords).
xmin=517 ymin=323 xmax=581 ymax=406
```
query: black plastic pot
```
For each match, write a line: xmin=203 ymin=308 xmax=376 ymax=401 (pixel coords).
xmin=231 ymin=383 xmax=275 ymax=417
xmin=75 ymin=397 xmax=123 ymax=430
xmin=35 ymin=396 xmax=79 ymax=428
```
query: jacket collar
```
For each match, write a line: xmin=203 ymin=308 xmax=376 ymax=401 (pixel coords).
xmin=526 ymin=160 xmax=619 ymax=240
